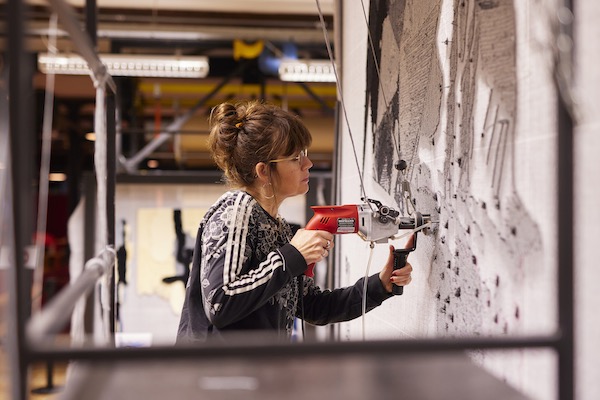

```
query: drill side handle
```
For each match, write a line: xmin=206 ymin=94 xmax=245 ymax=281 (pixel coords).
xmin=392 ymin=229 xmax=418 ymax=296
xmin=392 ymin=212 xmax=423 ymax=295
xmin=392 ymin=249 xmax=411 ymax=295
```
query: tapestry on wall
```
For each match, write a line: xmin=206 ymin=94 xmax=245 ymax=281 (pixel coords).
xmin=364 ymin=0 xmax=543 ymax=336
xmin=136 ymin=208 xmax=205 ymax=314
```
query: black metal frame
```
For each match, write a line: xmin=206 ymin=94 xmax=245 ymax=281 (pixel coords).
xmin=7 ymin=1 xmax=33 ymax=397
xmin=556 ymin=2 xmax=575 ymax=397
xmin=5 ymin=0 xmax=575 ymax=399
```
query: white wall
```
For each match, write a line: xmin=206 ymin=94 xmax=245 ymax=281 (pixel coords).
xmin=337 ymin=1 xmax=598 ymax=399
xmin=575 ymin=1 xmax=600 ymax=398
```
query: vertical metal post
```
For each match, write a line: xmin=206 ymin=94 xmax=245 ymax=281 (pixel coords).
xmin=556 ymin=99 xmax=575 ymax=389
xmin=328 ymin=0 xmax=344 ymax=342
xmin=85 ymin=0 xmax=98 ymax=49
xmin=557 ymin=72 xmax=574 ymax=400
xmin=106 ymin=92 xmax=117 ymax=338
xmin=66 ymin=103 xmax=83 ymax=215
xmin=7 ymin=0 xmax=33 ymax=398
xmin=557 ymin=1 xmax=575 ymax=399
xmin=83 ymin=174 xmax=97 ymax=336
xmin=88 ymin=0 xmax=116 ymax=340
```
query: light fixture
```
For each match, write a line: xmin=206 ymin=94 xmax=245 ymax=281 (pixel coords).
xmin=146 ymin=159 xmax=159 ymax=169
xmin=85 ymin=132 xmax=96 ymax=141
xmin=49 ymin=173 xmax=67 ymax=182
xmin=38 ymin=53 xmax=210 ymax=78
xmin=278 ymin=59 xmax=336 ymax=83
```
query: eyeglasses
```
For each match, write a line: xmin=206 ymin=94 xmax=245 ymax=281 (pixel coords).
xmin=268 ymin=149 xmax=309 ymax=165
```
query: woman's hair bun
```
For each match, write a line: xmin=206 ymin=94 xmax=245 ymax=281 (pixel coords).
xmin=208 ymin=100 xmax=312 ymax=188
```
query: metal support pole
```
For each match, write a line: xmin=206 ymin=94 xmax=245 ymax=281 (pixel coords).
xmin=66 ymin=102 xmax=84 ymax=215
xmin=82 ymin=174 xmax=97 ymax=336
xmin=7 ymin=0 xmax=34 ymax=398
xmin=85 ymin=0 xmax=98 ymax=49
xmin=557 ymin=67 xmax=575 ymax=400
xmin=46 ymin=0 xmax=115 ymax=92
xmin=549 ymin=0 xmax=577 ymax=398
xmin=106 ymin=92 xmax=117 ymax=339
xmin=557 ymin=2 xmax=575 ymax=398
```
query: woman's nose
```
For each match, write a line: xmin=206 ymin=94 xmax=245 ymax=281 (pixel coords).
xmin=304 ymin=155 xmax=313 ymax=169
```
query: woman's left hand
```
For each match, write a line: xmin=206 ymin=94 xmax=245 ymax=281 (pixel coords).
xmin=379 ymin=236 xmax=414 ymax=293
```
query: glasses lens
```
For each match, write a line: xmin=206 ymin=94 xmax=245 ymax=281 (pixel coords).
xmin=299 ymin=149 xmax=307 ymax=163
xmin=269 ymin=149 xmax=308 ymax=164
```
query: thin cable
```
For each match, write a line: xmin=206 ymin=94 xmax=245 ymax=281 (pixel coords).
xmin=359 ymin=223 xmax=432 ymax=341
xmin=361 ymin=242 xmax=376 ymax=341
xmin=300 ymin=274 xmax=306 ymax=341
xmin=315 ymin=0 xmax=368 ymax=202
xmin=359 ymin=0 xmax=388 ymax=107
xmin=359 ymin=0 xmax=402 ymax=163
xmin=32 ymin=13 xmax=58 ymax=314
xmin=359 ymin=0 xmax=420 ymax=215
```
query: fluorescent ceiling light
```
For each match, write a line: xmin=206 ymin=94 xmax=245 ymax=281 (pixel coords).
xmin=38 ymin=53 xmax=209 ymax=78
xmin=278 ymin=59 xmax=336 ymax=83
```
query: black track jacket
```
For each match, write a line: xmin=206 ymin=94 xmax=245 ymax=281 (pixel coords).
xmin=176 ymin=190 xmax=392 ymax=343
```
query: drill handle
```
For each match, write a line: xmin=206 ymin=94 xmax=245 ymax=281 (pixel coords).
xmin=392 ymin=249 xmax=411 ymax=295
xmin=303 ymin=204 xmax=359 ymax=277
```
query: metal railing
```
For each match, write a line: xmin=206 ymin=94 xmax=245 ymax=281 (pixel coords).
xmin=26 ymin=249 xmax=116 ymax=344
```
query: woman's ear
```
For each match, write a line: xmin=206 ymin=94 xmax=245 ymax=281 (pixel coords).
xmin=254 ymin=162 xmax=271 ymax=182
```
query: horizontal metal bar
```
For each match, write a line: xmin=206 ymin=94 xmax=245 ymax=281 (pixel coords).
xmin=116 ymin=171 xmax=225 ymax=185
xmin=26 ymin=248 xmax=115 ymax=344
xmin=46 ymin=0 xmax=116 ymax=93
xmin=115 ymin=169 xmax=332 ymax=185
xmin=27 ymin=333 xmax=561 ymax=363
xmin=120 ymin=129 xmax=211 ymax=136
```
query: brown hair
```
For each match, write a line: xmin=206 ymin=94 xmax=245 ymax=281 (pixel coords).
xmin=208 ymin=100 xmax=312 ymax=187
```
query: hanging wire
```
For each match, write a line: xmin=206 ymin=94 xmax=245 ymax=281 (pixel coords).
xmin=32 ymin=13 xmax=58 ymax=314
xmin=361 ymin=242 xmax=376 ymax=340
xmin=315 ymin=0 xmax=369 ymax=203
xmin=315 ymin=0 xmax=431 ymax=342
xmin=359 ymin=0 xmax=401 ymax=162
xmin=359 ymin=0 xmax=420 ymax=216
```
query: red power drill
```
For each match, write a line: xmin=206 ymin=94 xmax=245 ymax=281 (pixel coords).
xmin=305 ymin=198 xmax=432 ymax=295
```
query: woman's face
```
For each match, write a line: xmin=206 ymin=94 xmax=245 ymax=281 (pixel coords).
xmin=270 ymin=149 xmax=313 ymax=201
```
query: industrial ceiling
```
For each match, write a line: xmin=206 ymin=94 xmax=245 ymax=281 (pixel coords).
xmin=1 ymin=0 xmax=338 ymax=177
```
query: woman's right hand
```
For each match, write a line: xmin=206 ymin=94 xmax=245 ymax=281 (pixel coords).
xmin=289 ymin=228 xmax=334 ymax=266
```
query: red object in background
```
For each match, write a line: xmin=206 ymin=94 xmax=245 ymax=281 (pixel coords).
xmin=39 ymin=194 xmax=70 ymax=306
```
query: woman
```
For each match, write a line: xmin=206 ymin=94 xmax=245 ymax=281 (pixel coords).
xmin=176 ymin=101 xmax=413 ymax=343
